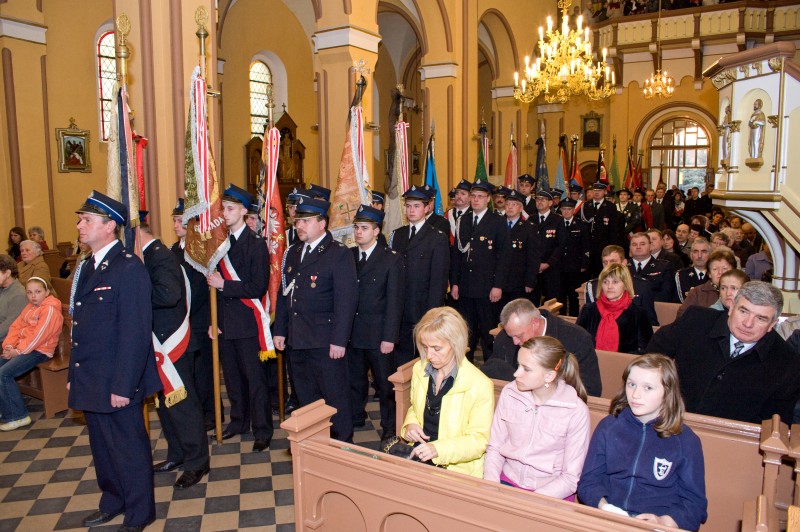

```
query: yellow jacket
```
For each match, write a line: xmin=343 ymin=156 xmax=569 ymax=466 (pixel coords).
xmin=402 ymin=357 xmax=495 ymax=478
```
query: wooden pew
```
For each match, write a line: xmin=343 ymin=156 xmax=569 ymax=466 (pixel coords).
xmin=388 ymin=357 xmax=795 ymax=531
xmin=655 ymin=301 xmax=681 ymax=327
xmin=15 ymin=303 xmax=71 ymax=418
xmin=42 ymin=249 xmax=63 ymax=278
xmin=281 ymin=400 xmax=681 ymax=531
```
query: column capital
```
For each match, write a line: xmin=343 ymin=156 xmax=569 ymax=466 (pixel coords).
xmin=313 ymin=26 xmax=381 ymax=54
xmin=491 ymin=86 xmax=515 ymax=99
xmin=0 ymin=16 xmax=47 ymax=44
xmin=419 ymin=63 xmax=458 ymax=80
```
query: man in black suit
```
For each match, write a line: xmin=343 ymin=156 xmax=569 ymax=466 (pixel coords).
xmin=615 ymin=188 xmax=642 ymax=238
xmin=170 ymin=199 xmax=217 ymax=431
xmin=71 ymin=191 xmax=162 ymax=530
xmin=273 ymin=196 xmax=358 ymax=442
xmin=390 ymin=185 xmax=450 ymax=363
xmin=648 ymin=282 xmax=800 ymax=424
xmin=500 ymin=190 xmax=540 ymax=307
xmin=676 ymin=237 xmax=710 ymax=302
xmin=647 ymin=228 xmax=684 ymax=272
xmin=421 ymin=184 xmax=451 ymax=235
xmin=140 ymin=221 xmax=209 ymax=489
xmin=348 ymin=205 xmax=405 ymax=440
xmin=206 ymin=184 xmax=273 ymax=452
xmin=580 ymin=182 xmax=625 ymax=276
xmin=584 ymin=245 xmax=659 ymax=326
xmin=558 ymin=198 xmax=590 ymax=316
xmin=451 ymin=180 xmax=509 ymax=361
xmin=487 ymin=299 xmax=601 ymax=397
xmin=518 ymin=174 xmax=538 ymax=218
xmin=629 ymin=232 xmax=677 ymax=302
xmin=645 ymin=189 xmax=666 ymax=230
xmin=531 ymin=189 xmax=566 ymax=303
xmin=445 ymin=179 xmax=472 ymax=244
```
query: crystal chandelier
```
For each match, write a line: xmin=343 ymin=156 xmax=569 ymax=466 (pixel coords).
xmin=643 ymin=0 xmax=674 ymax=99
xmin=513 ymin=0 xmax=615 ymax=104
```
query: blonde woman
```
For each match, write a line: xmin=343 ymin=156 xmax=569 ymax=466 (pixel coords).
xmin=577 ymin=263 xmax=652 ymax=354
xmin=402 ymin=307 xmax=494 ymax=478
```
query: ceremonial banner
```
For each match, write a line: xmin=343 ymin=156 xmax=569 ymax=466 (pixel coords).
xmin=424 ymin=133 xmax=443 ymax=215
xmin=183 ymin=66 xmax=229 ymax=275
xmin=504 ymin=137 xmax=518 ymax=190
xmin=569 ymin=135 xmax=584 ymax=188
xmin=383 ymin=88 xmax=405 ymax=236
xmin=551 ymin=136 xmax=567 ymax=199
xmin=475 ymin=122 xmax=489 ymax=183
xmin=596 ymin=148 xmax=609 ymax=186
xmin=535 ymin=137 xmax=551 ymax=193
xmin=106 ymin=84 xmax=140 ymax=251
xmin=257 ymin=125 xmax=286 ymax=316
xmin=609 ymin=141 xmax=622 ymax=191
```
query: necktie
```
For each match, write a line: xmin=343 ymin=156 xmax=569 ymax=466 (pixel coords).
xmin=229 ymin=234 xmax=236 ymax=247
xmin=455 ymin=210 xmax=462 ymax=221
xmin=636 ymin=262 xmax=643 ymax=274
xmin=301 ymin=244 xmax=311 ymax=262
xmin=698 ymin=271 xmax=705 ymax=281
xmin=565 ymin=221 xmax=570 ymax=228
xmin=508 ymin=220 xmax=513 ymax=230
xmin=731 ymin=341 xmax=745 ymax=359
xmin=594 ymin=202 xmax=599 ymax=209
xmin=409 ymin=225 xmax=417 ymax=241
xmin=540 ymin=215 xmax=545 ymax=225
xmin=358 ymin=251 xmax=367 ymax=271
xmin=473 ymin=215 xmax=479 ymax=228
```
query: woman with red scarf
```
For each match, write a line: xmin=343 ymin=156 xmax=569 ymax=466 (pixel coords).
xmin=577 ymin=263 xmax=653 ymax=354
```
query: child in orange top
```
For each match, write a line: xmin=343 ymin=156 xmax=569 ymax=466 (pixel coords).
xmin=1 ymin=276 xmax=63 ymax=430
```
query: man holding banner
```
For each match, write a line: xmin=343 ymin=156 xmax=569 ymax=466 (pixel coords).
xmin=206 ymin=184 xmax=274 ymax=453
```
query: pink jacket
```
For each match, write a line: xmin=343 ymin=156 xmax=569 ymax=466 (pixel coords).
xmin=484 ymin=380 xmax=591 ymax=498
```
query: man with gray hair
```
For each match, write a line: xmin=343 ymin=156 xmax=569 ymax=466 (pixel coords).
xmin=648 ymin=281 xmax=800 ymax=424
xmin=486 ymin=298 xmax=601 ymax=396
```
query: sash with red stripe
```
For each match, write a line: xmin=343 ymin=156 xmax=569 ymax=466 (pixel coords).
xmin=219 ymin=255 xmax=276 ymax=361
xmin=153 ymin=268 xmax=191 ymax=407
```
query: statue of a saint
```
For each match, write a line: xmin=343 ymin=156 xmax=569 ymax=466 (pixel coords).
xmin=720 ymin=105 xmax=731 ymax=163
xmin=748 ymin=99 xmax=766 ymax=160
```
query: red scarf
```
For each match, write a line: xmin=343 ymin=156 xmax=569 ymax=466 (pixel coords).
xmin=595 ymin=291 xmax=632 ymax=351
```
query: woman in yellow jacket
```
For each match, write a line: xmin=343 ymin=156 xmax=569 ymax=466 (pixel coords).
xmin=402 ymin=307 xmax=495 ymax=478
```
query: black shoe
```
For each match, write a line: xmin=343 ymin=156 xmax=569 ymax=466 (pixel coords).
xmin=153 ymin=460 xmax=182 ymax=473
xmin=220 ymin=430 xmax=239 ymax=440
xmin=352 ymin=419 xmax=367 ymax=428
xmin=117 ymin=526 xmax=145 ymax=532
xmin=284 ymin=402 xmax=298 ymax=415
xmin=83 ymin=510 xmax=121 ymax=526
xmin=252 ymin=439 xmax=270 ymax=452
xmin=174 ymin=467 xmax=209 ymax=489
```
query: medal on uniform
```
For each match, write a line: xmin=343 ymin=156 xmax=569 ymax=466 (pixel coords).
xmin=488 ymin=239 xmax=493 ymax=250
xmin=310 ymin=275 xmax=317 ymax=288
xmin=512 ymin=241 xmax=517 ymax=248
xmin=287 ymin=266 xmax=292 ymax=273
xmin=479 ymin=236 xmax=485 ymax=241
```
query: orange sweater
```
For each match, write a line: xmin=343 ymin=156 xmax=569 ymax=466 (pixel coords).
xmin=2 ymin=295 xmax=63 ymax=357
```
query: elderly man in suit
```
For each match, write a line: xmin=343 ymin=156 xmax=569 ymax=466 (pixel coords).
xmin=645 ymin=189 xmax=666 ymax=230
xmin=70 ymin=191 xmax=161 ymax=530
xmin=486 ymin=298 xmax=602 ymax=397
xmin=648 ymin=281 xmax=800 ymax=424
xmin=390 ymin=185 xmax=450 ymax=363
xmin=348 ymin=205 xmax=405 ymax=441
xmin=274 ymin=196 xmax=358 ymax=442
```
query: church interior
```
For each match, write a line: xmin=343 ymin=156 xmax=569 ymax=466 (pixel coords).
xmin=1 ymin=0 xmax=800 ymax=530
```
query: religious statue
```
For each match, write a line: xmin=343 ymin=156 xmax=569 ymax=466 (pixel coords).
xmin=719 ymin=105 xmax=731 ymax=164
xmin=748 ymin=99 xmax=766 ymax=160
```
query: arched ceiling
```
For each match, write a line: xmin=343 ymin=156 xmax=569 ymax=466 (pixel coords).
xmin=377 ymin=10 xmax=420 ymax=81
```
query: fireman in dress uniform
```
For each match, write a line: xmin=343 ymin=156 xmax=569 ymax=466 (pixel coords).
xmin=421 ymin=184 xmax=451 ymax=235
xmin=348 ymin=205 xmax=405 ymax=441
xmin=446 ymin=179 xmax=473 ymax=244
xmin=370 ymin=191 xmax=388 ymax=247
xmin=616 ymin=187 xmax=643 ymax=239
xmin=273 ymin=196 xmax=359 ymax=442
xmin=451 ymin=180 xmax=510 ymax=361
xmin=557 ymin=198 xmax=591 ymax=317
xmin=580 ymin=182 xmax=626 ymax=276
xmin=531 ymin=189 xmax=566 ymax=304
xmin=500 ymin=190 xmax=541 ymax=307
xmin=518 ymin=174 xmax=538 ymax=218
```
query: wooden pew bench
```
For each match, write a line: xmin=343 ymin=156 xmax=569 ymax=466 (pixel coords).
xmin=15 ymin=304 xmax=71 ymax=418
xmin=388 ymin=358 xmax=796 ymax=531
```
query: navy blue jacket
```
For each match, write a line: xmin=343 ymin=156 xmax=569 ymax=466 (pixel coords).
xmin=217 ymin=227 xmax=269 ymax=340
xmin=171 ymin=241 xmax=210 ymax=353
xmin=68 ymin=241 xmax=162 ymax=412
xmin=144 ymin=239 xmax=185 ymax=344
xmin=350 ymin=245 xmax=405 ymax=349
xmin=578 ymin=408 xmax=708 ymax=531
xmin=451 ymin=211 xmax=510 ymax=297
xmin=274 ymin=232 xmax=358 ymax=349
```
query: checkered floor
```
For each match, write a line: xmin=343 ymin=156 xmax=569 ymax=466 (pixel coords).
xmin=0 ymin=393 xmax=385 ymax=531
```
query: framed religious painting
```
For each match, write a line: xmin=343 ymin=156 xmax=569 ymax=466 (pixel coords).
xmin=56 ymin=118 xmax=92 ymax=172
xmin=581 ymin=112 xmax=602 ymax=150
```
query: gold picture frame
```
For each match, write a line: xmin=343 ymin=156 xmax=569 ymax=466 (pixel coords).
xmin=581 ymin=111 xmax=602 ymax=150
xmin=56 ymin=118 xmax=92 ymax=173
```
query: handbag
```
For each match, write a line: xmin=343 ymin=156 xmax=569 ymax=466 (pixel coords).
xmin=382 ymin=436 xmax=415 ymax=459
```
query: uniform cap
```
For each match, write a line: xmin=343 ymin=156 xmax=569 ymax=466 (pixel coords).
xmin=517 ymin=174 xmax=535 ymax=185
xmin=402 ymin=185 xmax=429 ymax=201
xmin=76 ymin=190 xmax=127 ymax=225
xmin=371 ymin=191 xmax=385 ymax=204
xmin=353 ymin=204 xmax=385 ymax=225
xmin=308 ymin=184 xmax=332 ymax=201
xmin=294 ymin=197 xmax=330 ymax=218
xmin=471 ymin=180 xmax=494 ymax=194
xmin=221 ymin=184 xmax=255 ymax=208
xmin=172 ymin=198 xmax=185 ymax=217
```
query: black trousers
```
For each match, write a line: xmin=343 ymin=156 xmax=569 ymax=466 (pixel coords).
xmin=155 ymin=352 xmax=209 ymax=470
xmin=348 ymin=347 xmax=397 ymax=435
xmin=458 ymin=296 xmax=499 ymax=361
xmin=191 ymin=331 xmax=218 ymax=424
xmin=533 ymin=266 xmax=561 ymax=304
xmin=219 ymin=336 xmax=274 ymax=440
xmin=559 ymin=270 xmax=587 ymax=317
xmin=394 ymin=321 xmax=419 ymax=368
xmin=85 ymin=406 xmax=154 ymax=527
xmin=289 ymin=347 xmax=353 ymax=442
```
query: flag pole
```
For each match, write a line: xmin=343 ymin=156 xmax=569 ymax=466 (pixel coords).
xmin=195 ymin=8 xmax=223 ymax=446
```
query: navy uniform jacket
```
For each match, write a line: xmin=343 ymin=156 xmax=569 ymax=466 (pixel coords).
xmin=653 ymin=248 xmax=685 ymax=272
xmin=503 ymin=218 xmax=540 ymax=293
xmin=144 ymin=240 xmax=185 ymax=343
xmin=426 ymin=213 xmax=451 ymax=235
xmin=171 ymin=241 xmax=210 ymax=353
xmin=218 ymin=228 xmax=269 ymax=339
xmin=532 ymin=212 xmax=566 ymax=268
xmin=676 ymin=267 xmax=706 ymax=303
xmin=629 ymin=258 xmax=677 ymax=303
xmin=274 ymin=232 xmax=358 ymax=349
xmin=68 ymin=241 xmax=161 ymax=413
xmin=523 ymin=196 xmax=538 ymax=218
xmin=350 ymin=245 xmax=405 ymax=349
xmin=617 ymin=202 xmax=642 ymax=235
xmin=580 ymin=200 xmax=626 ymax=259
xmin=390 ymin=222 xmax=449 ymax=324
xmin=451 ymin=211 xmax=510 ymax=298
xmin=561 ymin=218 xmax=590 ymax=272
xmin=585 ymin=276 xmax=659 ymax=326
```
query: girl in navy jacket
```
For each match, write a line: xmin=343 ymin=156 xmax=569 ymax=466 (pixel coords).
xmin=577 ymin=354 xmax=707 ymax=530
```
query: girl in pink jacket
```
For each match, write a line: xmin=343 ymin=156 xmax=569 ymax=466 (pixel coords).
xmin=1 ymin=276 xmax=63 ymax=431
xmin=484 ymin=336 xmax=591 ymax=500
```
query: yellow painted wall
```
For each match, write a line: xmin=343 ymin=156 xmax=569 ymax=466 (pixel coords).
xmin=43 ymin=0 xmax=113 ymax=245
xmin=219 ymin=0 xmax=317 ymax=189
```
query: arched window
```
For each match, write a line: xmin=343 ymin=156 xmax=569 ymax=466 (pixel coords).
xmin=97 ymin=31 xmax=117 ymax=142
xmin=649 ymin=119 xmax=710 ymax=192
xmin=250 ymin=61 xmax=272 ymax=138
